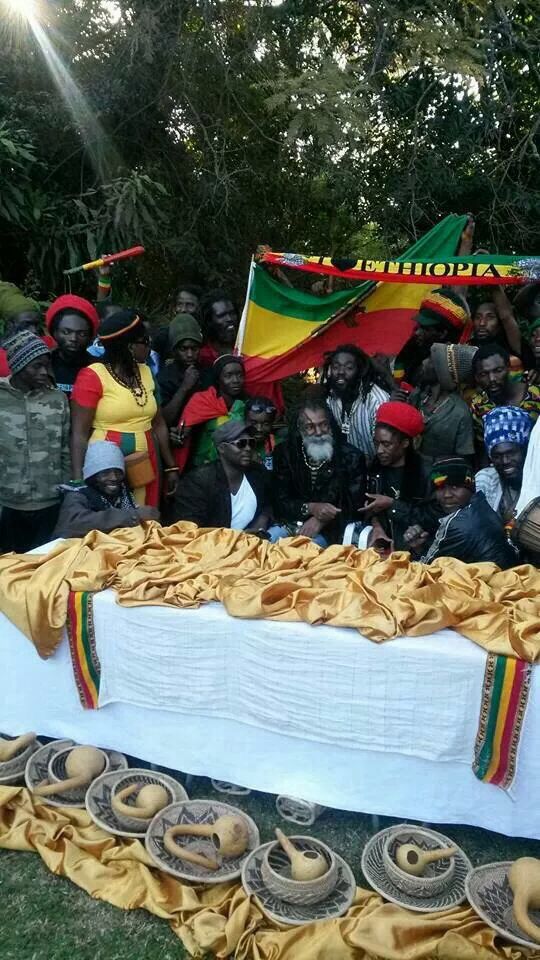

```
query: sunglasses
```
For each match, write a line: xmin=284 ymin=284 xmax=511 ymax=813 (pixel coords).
xmin=248 ymin=402 xmax=276 ymax=415
xmin=229 ymin=437 xmax=257 ymax=449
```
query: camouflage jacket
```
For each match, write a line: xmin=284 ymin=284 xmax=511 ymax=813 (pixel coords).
xmin=0 ymin=378 xmax=71 ymax=510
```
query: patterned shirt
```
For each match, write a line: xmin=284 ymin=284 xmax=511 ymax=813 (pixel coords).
xmin=326 ymin=384 xmax=389 ymax=460
xmin=469 ymin=385 xmax=540 ymax=440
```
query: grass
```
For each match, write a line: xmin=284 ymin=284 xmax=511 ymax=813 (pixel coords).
xmin=2 ymin=773 xmax=540 ymax=959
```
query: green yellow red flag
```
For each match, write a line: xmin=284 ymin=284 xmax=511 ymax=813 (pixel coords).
xmin=240 ymin=214 xmax=471 ymax=386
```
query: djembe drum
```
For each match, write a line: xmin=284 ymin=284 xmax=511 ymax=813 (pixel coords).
xmin=515 ymin=497 xmax=540 ymax=563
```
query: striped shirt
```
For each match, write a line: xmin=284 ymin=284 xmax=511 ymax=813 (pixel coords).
xmin=474 ymin=466 xmax=502 ymax=512
xmin=327 ymin=384 xmax=389 ymax=461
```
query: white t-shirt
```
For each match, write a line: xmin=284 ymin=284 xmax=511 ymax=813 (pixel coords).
xmin=230 ymin=474 xmax=257 ymax=530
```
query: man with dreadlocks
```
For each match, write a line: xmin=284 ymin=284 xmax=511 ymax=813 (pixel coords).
xmin=269 ymin=396 xmax=366 ymax=546
xmin=322 ymin=344 xmax=391 ymax=461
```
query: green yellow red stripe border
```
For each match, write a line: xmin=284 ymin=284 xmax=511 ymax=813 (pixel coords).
xmin=66 ymin=592 xmax=100 ymax=710
xmin=473 ymin=653 xmax=532 ymax=789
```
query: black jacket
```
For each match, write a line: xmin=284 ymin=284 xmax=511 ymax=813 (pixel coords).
xmin=173 ymin=460 xmax=271 ymax=530
xmin=368 ymin=452 xmax=443 ymax=549
xmin=421 ymin=491 xmax=518 ymax=569
xmin=272 ymin=437 xmax=366 ymax=544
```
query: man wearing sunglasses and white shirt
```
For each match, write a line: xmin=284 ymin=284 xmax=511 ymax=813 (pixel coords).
xmin=172 ymin=419 xmax=272 ymax=536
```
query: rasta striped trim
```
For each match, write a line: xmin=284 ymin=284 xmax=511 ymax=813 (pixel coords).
xmin=421 ymin=292 xmax=469 ymax=329
xmin=99 ymin=314 xmax=141 ymax=340
xmin=474 ymin=654 xmax=532 ymax=789
xmin=431 ymin=471 xmax=474 ymax=489
xmin=432 ymin=472 xmax=449 ymax=488
xmin=66 ymin=591 xmax=101 ymax=709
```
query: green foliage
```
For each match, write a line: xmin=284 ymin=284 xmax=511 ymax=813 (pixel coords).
xmin=0 ymin=0 xmax=538 ymax=306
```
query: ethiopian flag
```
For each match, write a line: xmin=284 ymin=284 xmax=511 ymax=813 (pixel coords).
xmin=240 ymin=214 xmax=468 ymax=385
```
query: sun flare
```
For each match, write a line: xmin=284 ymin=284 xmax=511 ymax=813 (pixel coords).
xmin=4 ymin=0 xmax=38 ymax=20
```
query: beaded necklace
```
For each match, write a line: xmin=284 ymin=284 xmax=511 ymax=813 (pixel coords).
xmin=105 ymin=362 xmax=148 ymax=408
xmin=302 ymin=445 xmax=332 ymax=486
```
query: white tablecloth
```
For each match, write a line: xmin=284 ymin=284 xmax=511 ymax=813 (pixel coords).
xmin=1 ymin=584 xmax=539 ymax=838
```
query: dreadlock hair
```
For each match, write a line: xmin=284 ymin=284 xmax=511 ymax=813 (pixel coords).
xmin=322 ymin=343 xmax=391 ymax=401
xmin=200 ymin=288 xmax=236 ymax=334
xmin=372 ymin=422 xmax=424 ymax=502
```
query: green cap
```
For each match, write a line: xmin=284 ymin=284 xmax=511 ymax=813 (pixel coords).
xmin=168 ymin=313 xmax=203 ymax=349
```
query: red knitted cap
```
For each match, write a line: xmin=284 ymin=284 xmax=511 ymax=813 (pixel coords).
xmin=375 ymin=401 xmax=424 ymax=437
xmin=45 ymin=294 xmax=99 ymax=336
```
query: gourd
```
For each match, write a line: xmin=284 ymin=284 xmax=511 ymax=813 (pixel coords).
xmin=111 ymin=783 xmax=169 ymax=819
xmin=395 ymin=842 xmax=458 ymax=876
xmin=0 ymin=733 xmax=36 ymax=762
xmin=162 ymin=814 xmax=249 ymax=870
xmin=509 ymin=857 xmax=540 ymax=942
xmin=163 ymin=828 xmax=219 ymax=870
xmin=33 ymin=746 xmax=105 ymax=796
xmin=275 ymin=827 xmax=328 ymax=881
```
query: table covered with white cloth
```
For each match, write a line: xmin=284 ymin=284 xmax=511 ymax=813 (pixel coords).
xmin=1 ymin=582 xmax=539 ymax=839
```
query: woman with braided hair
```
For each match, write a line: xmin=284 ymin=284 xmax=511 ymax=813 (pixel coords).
xmin=322 ymin=343 xmax=391 ymax=460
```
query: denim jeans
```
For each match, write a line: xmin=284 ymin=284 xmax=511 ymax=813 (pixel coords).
xmin=267 ymin=524 xmax=328 ymax=548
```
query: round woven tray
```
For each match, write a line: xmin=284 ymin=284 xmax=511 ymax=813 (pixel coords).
xmin=361 ymin=823 xmax=471 ymax=913
xmin=25 ymin=740 xmax=127 ymax=808
xmin=466 ymin=861 xmax=540 ymax=950
xmin=86 ymin=768 xmax=188 ymax=838
xmin=242 ymin=842 xmax=356 ymax=926
xmin=145 ymin=798 xmax=260 ymax=884
xmin=0 ymin=734 xmax=41 ymax=783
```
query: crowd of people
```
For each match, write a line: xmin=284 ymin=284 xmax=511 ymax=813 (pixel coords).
xmin=1 ymin=257 xmax=540 ymax=570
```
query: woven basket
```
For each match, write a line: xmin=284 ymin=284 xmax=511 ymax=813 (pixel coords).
xmin=48 ymin=746 xmax=109 ymax=784
xmin=0 ymin=735 xmax=39 ymax=780
xmin=275 ymin=795 xmax=325 ymax=826
xmin=382 ymin=828 xmax=456 ymax=898
xmin=261 ymin=836 xmax=338 ymax=905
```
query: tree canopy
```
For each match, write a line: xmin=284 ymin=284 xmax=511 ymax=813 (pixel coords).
xmin=0 ymin=0 xmax=538 ymax=308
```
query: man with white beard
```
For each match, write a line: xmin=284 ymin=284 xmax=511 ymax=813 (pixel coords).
xmin=269 ymin=397 xmax=366 ymax=545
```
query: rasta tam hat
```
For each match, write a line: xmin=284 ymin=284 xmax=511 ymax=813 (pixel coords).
xmin=169 ymin=313 xmax=203 ymax=349
xmin=417 ymin=288 xmax=469 ymax=331
xmin=430 ymin=342 xmax=478 ymax=391
xmin=83 ymin=441 xmax=126 ymax=480
xmin=483 ymin=406 xmax=533 ymax=455
xmin=213 ymin=419 xmax=251 ymax=446
xmin=3 ymin=330 xmax=50 ymax=375
xmin=376 ymin=401 xmax=424 ymax=438
xmin=431 ymin=456 xmax=474 ymax=490
xmin=46 ymin=294 xmax=99 ymax=337
xmin=97 ymin=308 xmax=144 ymax=343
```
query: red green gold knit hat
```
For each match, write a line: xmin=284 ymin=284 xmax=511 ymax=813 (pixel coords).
xmin=418 ymin=288 xmax=469 ymax=331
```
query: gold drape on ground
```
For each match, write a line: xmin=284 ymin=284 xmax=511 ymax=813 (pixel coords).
xmin=0 ymin=787 xmax=537 ymax=960
xmin=1 ymin=522 xmax=540 ymax=661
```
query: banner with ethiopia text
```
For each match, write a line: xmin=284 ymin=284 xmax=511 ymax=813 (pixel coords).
xmin=260 ymin=252 xmax=539 ymax=286
xmin=240 ymin=214 xmax=469 ymax=384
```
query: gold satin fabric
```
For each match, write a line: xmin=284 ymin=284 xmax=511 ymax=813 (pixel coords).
xmin=1 ymin=522 xmax=540 ymax=661
xmin=0 ymin=787 xmax=537 ymax=960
